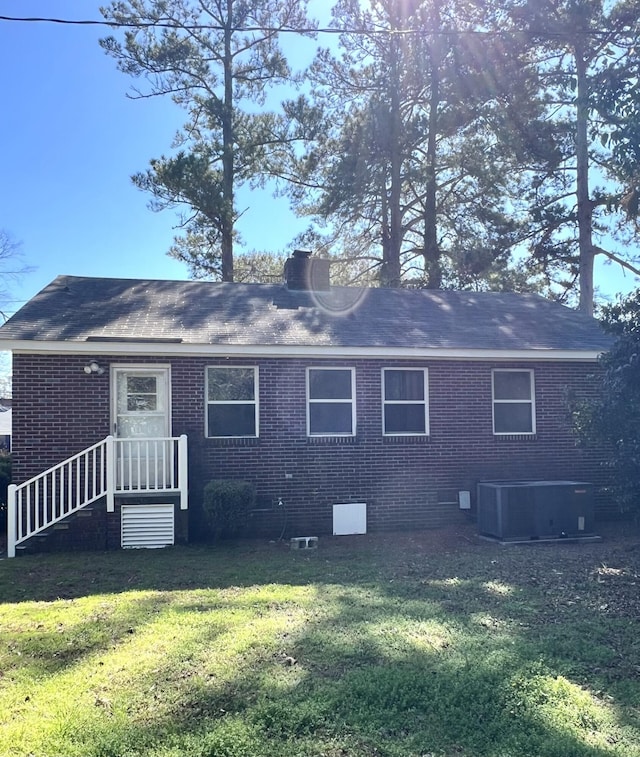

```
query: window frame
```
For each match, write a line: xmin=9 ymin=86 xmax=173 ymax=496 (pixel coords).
xmin=306 ymin=367 xmax=356 ymax=437
xmin=492 ymin=368 xmax=536 ymax=436
xmin=205 ymin=365 xmax=259 ymax=439
xmin=381 ymin=367 xmax=430 ymax=437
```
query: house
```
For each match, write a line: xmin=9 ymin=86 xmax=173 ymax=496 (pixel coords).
xmin=0 ymin=251 xmax=612 ymax=556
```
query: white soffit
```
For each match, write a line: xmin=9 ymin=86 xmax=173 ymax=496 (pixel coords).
xmin=6 ymin=341 xmax=604 ymax=362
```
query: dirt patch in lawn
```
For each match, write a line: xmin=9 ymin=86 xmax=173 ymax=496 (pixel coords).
xmin=323 ymin=518 xmax=640 ymax=555
xmin=315 ymin=519 xmax=640 ymax=621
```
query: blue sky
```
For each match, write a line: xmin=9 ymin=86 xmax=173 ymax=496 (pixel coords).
xmin=0 ymin=0 xmax=639 ymax=326
xmin=0 ymin=0 xmax=323 ymax=320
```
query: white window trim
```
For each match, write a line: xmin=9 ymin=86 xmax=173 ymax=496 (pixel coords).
xmin=381 ymin=367 xmax=430 ymax=436
xmin=306 ymin=367 xmax=356 ymax=437
xmin=492 ymin=368 xmax=536 ymax=435
xmin=205 ymin=365 xmax=259 ymax=439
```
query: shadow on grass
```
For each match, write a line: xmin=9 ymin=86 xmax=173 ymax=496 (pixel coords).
xmin=0 ymin=543 xmax=313 ymax=603
xmin=2 ymin=592 xmax=177 ymax=679
xmin=63 ymin=596 xmax=631 ymax=757
xmin=2 ymin=536 xmax=640 ymax=756
xmin=51 ymin=572 xmax=640 ymax=755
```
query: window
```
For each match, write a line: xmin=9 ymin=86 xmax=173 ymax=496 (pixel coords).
xmin=382 ymin=368 xmax=429 ymax=435
xmin=123 ymin=375 xmax=159 ymax=412
xmin=307 ymin=367 xmax=355 ymax=436
xmin=206 ymin=366 xmax=258 ymax=438
xmin=492 ymin=369 xmax=535 ymax=434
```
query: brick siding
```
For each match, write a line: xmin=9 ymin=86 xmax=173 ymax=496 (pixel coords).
xmin=11 ymin=353 xmax=609 ymax=544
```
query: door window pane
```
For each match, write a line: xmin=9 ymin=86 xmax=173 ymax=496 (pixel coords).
xmin=118 ymin=415 xmax=166 ymax=438
xmin=120 ymin=376 xmax=159 ymax=412
xmin=126 ymin=378 xmax=157 ymax=410
xmin=127 ymin=394 xmax=158 ymax=412
xmin=127 ymin=376 xmax=157 ymax=394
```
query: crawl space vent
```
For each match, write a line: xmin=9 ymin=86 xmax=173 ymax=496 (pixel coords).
xmin=333 ymin=503 xmax=367 ymax=535
xmin=121 ymin=504 xmax=175 ymax=549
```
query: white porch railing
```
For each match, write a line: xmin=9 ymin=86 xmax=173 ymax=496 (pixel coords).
xmin=7 ymin=435 xmax=188 ymax=558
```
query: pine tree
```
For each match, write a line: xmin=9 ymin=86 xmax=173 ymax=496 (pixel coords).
xmin=289 ymin=0 xmax=540 ymax=290
xmin=100 ymin=0 xmax=312 ymax=281
xmin=509 ymin=0 xmax=640 ymax=314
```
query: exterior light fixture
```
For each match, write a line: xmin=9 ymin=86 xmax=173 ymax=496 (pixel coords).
xmin=83 ymin=361 xmax=105 ymax=375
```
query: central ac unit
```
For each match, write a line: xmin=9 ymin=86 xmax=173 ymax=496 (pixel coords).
xmin=477 ymin=480 xmax=594 ymax=541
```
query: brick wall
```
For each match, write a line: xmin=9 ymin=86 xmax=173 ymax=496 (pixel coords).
xmin=11 ymin=353 xmax=609 ymax=540
xmin=12 ymin=354 xmax=111 ymax=477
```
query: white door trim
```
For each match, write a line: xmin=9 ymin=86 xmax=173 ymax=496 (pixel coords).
xmin=110 ymin=364 xmax=172 ymax=438
xmin=110 ymin=365 xmax=172 ymax=489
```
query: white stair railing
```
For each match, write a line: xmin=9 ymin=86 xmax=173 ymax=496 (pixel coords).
xmin=7 ymin=435 xmax=188 ymax=557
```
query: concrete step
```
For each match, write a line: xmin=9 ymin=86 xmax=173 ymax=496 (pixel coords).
xmin=13 ymin=506 xmax=96 ymax=555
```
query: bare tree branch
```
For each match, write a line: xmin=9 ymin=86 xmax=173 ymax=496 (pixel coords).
xmin=594 ymin=246 xmax=640 ymax=277
xmin=0 ymin=229 xmax=32 ymax=321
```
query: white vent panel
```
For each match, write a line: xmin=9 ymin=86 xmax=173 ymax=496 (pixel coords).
xmin=333 ymin=502 xmax=367 ymax=535
xmin=459 ymin=491 xmax=471 ymax=510
xmin=121 ymin=504 xmax=175 ymax=549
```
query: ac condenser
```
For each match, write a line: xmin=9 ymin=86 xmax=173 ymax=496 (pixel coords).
xmin=477 ymin=480 xmax=595 ymax=541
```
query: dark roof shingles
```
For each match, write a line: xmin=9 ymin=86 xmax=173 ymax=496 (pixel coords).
xmin=0 ymin=275 xmax=612 ymax=352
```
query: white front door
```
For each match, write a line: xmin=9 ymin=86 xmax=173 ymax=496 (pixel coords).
xmin=112 ymin=367 xmax=171 ymax=488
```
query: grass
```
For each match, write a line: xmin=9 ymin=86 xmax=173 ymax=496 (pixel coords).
xmin=1 ymin=527 xmax=640 ymax=757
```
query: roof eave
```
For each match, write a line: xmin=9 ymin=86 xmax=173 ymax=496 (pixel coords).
xmin=2 ymin=339 xmax=606 ymax=362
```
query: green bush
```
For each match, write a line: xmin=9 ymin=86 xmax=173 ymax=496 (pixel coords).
xmin=0 ymin=453 xmax=11 ymax=530
xmin=202 ymin=479 xmax=255 ymax=540
xmin=573 ymin=289 xmax=640 ymax=516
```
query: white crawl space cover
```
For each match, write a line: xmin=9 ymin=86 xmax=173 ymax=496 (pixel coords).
xmin=333 ymin=502 xmax=367 ymax=535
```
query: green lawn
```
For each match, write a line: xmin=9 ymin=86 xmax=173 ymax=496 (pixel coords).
xmin=1 ymin=527 xmax=639 ymax=757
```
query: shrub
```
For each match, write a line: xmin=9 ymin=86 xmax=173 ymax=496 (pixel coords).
xmin=573 ymin=289 xmax=640 ymax=516
xmin=202 ymin=479 xmax=255 ymax=540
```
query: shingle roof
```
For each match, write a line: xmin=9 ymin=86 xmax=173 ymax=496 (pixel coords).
xmin=0 ymin=274 xmax=612 ymax=353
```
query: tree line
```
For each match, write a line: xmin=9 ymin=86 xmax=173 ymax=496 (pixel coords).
xmin=100 ymin=0 xmax=640 ymax=315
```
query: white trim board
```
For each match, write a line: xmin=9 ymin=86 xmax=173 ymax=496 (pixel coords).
xmin=6 ymin=341 xmax=604 ymax=362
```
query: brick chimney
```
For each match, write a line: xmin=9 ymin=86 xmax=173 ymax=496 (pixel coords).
xmin=284 ymin=250 xmax=330 ymax=291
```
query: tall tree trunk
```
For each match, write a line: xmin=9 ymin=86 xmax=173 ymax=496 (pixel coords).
xmin=221 ymin=0 xmax=235 ymax=282
xmin=423 ymin=11 xmax=442 ymax=289
xmin=383 ymin=31 xmax=403 ymax=288
xmin=380 ymin=178 xmax=393 ymax=286
xmin=575 ymin=43 xmax=593 ymax=315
